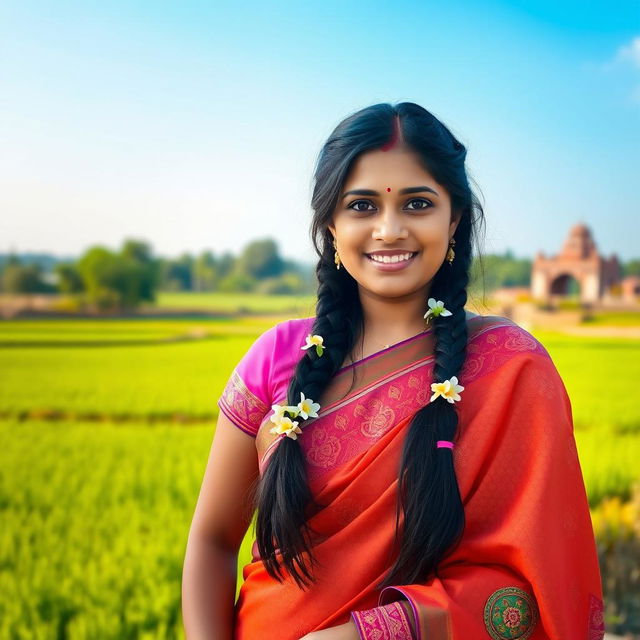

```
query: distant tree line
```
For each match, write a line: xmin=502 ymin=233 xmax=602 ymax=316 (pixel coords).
xmin=1 ymin=242 xmax=638 ymax=311
xmin=0 ymin=238 xmax=314 ymax=310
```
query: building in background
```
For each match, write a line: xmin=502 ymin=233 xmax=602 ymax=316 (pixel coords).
xmin=531 ymin=223 xmax=623 ymax=304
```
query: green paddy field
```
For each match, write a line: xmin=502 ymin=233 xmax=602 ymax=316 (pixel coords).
xmin=0 ymin=299 xmax=638 ymax=638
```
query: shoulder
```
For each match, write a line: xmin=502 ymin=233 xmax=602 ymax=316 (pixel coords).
xmin=268 ymin=315 xmax=316 ymax=378
xmin=461 ymin=312 xmax=554 ymax=384
xmin=467 ymin=312 xmax=548 ymax=354
xmin=272 ymin=316 xmax=316 ymax=344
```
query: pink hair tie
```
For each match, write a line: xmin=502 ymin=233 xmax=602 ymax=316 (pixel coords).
xmin=436 ymin=440 xmax=454 ymax=449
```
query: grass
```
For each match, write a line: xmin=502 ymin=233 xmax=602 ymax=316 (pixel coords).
xmin=0 ymin=307 xmax=638 ymax=638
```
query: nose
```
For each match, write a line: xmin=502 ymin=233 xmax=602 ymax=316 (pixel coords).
xmin=372 ymin=208 xmax=409 ymax=242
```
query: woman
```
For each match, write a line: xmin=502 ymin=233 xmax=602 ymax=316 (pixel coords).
xmin=182 ymin=102 xmax=605 ymax=640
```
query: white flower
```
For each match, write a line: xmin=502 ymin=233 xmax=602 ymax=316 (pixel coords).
xmin=301 ymin=334 xmax=325 ymax=357
xmin=423 ymin=298 xmax=452 ymax=324
xmin=429 ymin=376 xmax=464 ymax=403
xmin=269 ymin=416 xmax=303 ymax=440
xmin=296 ymin=392 xmax=320 ymax=420
xmin=270 ymin=403 xmax=300 ymax=424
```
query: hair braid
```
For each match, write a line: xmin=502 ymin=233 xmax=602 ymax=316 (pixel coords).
xmin=378 ymin=213 xmax=473 ymax=587
xmin=255 ymin=243 xmax=361 ymax=589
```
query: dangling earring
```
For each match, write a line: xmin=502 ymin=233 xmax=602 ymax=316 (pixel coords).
xmin=333 ymin=238 xmax=341 ymax=270
xmin=446 ymin=237 xmax=456 ymax=264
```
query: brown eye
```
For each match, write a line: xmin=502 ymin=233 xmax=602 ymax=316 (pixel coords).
xmin=347 ymin=200 xmax=374 ymax=212
xmin=406 ymin=198 xmax=433 ymax=210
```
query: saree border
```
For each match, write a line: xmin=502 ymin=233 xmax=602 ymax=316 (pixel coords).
xmin=218 ymin=369 xmax=270 ymax=437
xmin=258 ymin=317 xmax=547 ymax=476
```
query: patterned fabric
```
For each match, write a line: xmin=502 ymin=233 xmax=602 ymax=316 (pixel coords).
xmin=587 ymin=593 xmax=605 ymax=640
xmin=483 ymin=586 xmax=539 ymax=640
xmin=230 ymin=315 xmax=605 ymax=640
xmin=218 ymin=369 xmax=271 ymax=437
xmin=351 ymin=601 xmax=415 ymax=640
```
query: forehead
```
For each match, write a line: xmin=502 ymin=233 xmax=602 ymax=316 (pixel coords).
xmin=344 ymin=145 xmax=435 ymax=186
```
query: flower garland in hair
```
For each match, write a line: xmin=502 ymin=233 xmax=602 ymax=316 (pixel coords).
xmin=268 ymin=333 xmax=326 ymax=440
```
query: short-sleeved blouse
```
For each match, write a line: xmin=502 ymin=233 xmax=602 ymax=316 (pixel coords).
xmin=217 ymin=317 xmax=316 ymax=437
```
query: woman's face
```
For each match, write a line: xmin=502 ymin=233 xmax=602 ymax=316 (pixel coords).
xmin=328 ymin=145 xmax=460 ymax=300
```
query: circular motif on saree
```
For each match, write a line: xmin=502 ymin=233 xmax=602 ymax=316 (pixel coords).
xmin=356 ymin=398 xmax=395 ymax=438
xmin=483 ymin=586 xmax=539 ymax=640
xmin=306 ymin=427 xmax=341 ymax=468
xmin=503 ymin=327 xmax=538 ymax=352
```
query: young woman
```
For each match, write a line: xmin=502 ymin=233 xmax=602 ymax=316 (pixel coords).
xmin=182 ymin=102 xmax=605 ymax=640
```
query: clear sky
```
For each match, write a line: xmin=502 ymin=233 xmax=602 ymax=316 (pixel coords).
xmin=1 ymin=0 xmax=638 ymax=264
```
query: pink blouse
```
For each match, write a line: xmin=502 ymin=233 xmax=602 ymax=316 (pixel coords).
xmin=217 ymin=317 xmax=316 ymax=437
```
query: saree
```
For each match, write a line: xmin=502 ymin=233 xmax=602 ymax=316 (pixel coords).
xmin=217 ymin=314 xmax=605 ymax=640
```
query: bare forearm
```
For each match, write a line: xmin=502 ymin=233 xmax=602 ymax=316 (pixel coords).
xmin=182 ymin=533 xmax=237 ymax=640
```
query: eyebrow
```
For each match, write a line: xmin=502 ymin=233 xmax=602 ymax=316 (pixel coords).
xmin=341 ymin=185 xmax=439 ymax=200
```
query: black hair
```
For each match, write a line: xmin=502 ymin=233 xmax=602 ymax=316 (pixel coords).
xmin=255 ymin=102 xmax=486 ymax=589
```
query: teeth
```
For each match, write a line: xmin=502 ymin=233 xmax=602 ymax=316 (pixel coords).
xmin=369 ymin=252 xmax=414 ymax=263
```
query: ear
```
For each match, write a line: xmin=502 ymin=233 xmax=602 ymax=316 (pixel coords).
xmin=327 ymin=223 xmax=336 ymax=239
xmin=449 ymin=215 xmax=461 ymax=239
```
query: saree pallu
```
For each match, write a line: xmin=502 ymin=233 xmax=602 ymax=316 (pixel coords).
xmin=232 ymin=316 xmax=605 ymax=640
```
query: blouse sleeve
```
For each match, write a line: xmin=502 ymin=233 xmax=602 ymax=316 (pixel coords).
xmin=216 ymin=323 xmax=279 ymax=437
xmin=375 ymin=352 xmax=605 ymax=640
xmin=351 ymin=600 xmax=417 ymax=639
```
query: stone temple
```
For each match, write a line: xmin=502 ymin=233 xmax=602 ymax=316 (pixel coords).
xmin=531 ymin=223 xmax=621 ymax=303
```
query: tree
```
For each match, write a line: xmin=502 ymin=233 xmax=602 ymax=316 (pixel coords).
xmin=2 ymin=263 xmax=49 ymax=293
xmin=120 ymin=239 xmax=160 ymax=303
xmin=623 ymin=259 xmax=640 ymax=277
xmin=54 ymin=262 xmax=84 ymax=293
xmin=193 ymin=251 xmax=218 ymax=292
xmin=76 ymin=240 xmax=160 ymax=311
xmin=160 ymin=253 xmax=193 ymax=291
xmin=236 ymin=238 xmax=284 ymax=280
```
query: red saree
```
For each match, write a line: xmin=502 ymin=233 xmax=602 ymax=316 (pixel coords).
xmin=230 ymin=315 xmax=605 ymax=640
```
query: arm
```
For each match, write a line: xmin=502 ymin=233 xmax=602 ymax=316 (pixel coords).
xmin=182 ymin=410 xmax=259 ymax=640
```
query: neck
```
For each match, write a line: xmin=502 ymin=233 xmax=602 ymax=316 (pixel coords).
xmin=357 ymin=283 xmax=432 ymax=344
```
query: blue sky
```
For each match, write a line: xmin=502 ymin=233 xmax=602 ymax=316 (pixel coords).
xmin=1 ymin=0 xmax=638 ymax=264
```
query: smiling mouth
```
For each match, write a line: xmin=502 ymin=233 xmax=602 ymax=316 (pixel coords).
xmin=365 ymin=251 xmax=419 ymax=264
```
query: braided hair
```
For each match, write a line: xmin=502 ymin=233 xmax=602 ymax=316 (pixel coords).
xmin=255 ymin=102 xmax=486 ymax=590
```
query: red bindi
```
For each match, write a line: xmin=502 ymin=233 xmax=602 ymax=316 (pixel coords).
xmin=386 ymin=187 xmax=391 ymax=192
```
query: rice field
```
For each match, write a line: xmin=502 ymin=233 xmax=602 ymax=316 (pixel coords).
xmin=0 ymin=308 xmax=638 ymax=638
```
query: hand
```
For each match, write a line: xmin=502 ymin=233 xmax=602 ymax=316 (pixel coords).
xmin=299 ymin=619 xmax=360 ymax=640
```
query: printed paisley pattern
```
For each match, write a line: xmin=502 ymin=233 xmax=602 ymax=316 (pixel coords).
xmin=483 ymin=586 xmax=539 ymax=640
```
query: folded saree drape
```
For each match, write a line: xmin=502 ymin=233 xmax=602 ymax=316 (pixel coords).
xmin=217 ymin=315 xmax=605 ymax=640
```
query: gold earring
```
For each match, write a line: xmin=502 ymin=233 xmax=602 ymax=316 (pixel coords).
xmin=333 ymin=238 xmax=341 ymax=270
xmin=446 ymin=238 xmax=456 ymax=264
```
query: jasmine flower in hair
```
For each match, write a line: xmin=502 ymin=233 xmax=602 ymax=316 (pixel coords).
xmin=301 ymin=333 xmax=325 ymax=357
xmin=268 ymin=393 xmax=321 ymax=439
xmin=269 ymin=416 xmax=303 ymax=440
xmin=423 ymin=298 xmax=452 ymax=325
xmin=430 ymin=376 xmax=464 ymax=404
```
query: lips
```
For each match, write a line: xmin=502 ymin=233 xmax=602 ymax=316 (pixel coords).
xmin=365 ymin=251 xmax=419 ymax=261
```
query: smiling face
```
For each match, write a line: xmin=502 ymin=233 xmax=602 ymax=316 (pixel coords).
xmin=328 ymin=144 xmax=460 ymax=301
